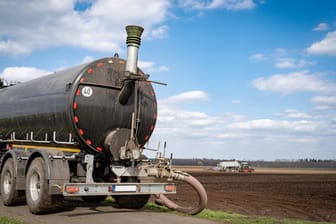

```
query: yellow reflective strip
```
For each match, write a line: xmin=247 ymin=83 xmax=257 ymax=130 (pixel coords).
xmin=12 ymin=144 xmax=81 ymax=153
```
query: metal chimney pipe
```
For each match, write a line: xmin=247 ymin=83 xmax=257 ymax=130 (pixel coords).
xmin=125 ymin=25 xmax=144 ymax=75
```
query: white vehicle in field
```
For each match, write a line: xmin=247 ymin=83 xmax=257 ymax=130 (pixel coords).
xmin=216 ymin=160 xmax=254 ymax=173
xmin=216 ymin=161 xmax=241 ymax=172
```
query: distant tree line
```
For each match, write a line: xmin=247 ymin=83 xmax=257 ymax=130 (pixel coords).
xmin=250 ymin=159 xmax=336 ymax=168
xmin=171 ymin=158 xmax=336 ymax=168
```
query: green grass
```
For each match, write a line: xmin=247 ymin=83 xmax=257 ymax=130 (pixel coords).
xmin=145 ymin=203 xmax=335 ymax=224
xmin=0 ymin=216 xmax=25 ymax=224
xmin=195 ymin=209 xmax=334 ymax=224
xmin=1 ymin=200 xmax=334 ymax=224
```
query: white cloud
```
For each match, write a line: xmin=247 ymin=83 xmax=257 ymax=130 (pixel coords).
xmin=0 ymin=67 xmax=50 ymax=82
xmin=296 ymin=59 xmax=315 ymax=68
xmin=178 ymin=0 xmax=256 ymax=10
xmin=274 ymin=48 xmax=287 ymax=57
xmin=274 ymin=109 xmax=312 ymax=119
xmin=0 ymin=40 xmax=31 ymax=56
xmin=275 ymin=58 xmax=315 ymax=69
xmin=311 ymin=95 xmax=336 ymax=105
xmin=250 ymin=49 xmax=315 ymax=69
xmin=231 ymin=99 xmax=241 ymax=104
xmin=275 ymin=58 xmax=296 ymax=69
xmin=306 ymin=31 xmax=336 ymax=56
xmin=251 ymin=70 xmax=336 ymax=94
xmin=206 ymin=0 xmax=256 ymax=10
xmin=82 ymin=55 xmax=95 ymax=64
xmin=284 ymin=109 xmax=311 ymax=119
xmin=217 ymin=133 xmax=243 ymax=139
xmin=154 ymin=91 xmax=215 ymax=140
xmin=0 ymin=0 xmax=171 ymax=56
xmin=178 ymin=0 xmax=205 ymax=9
xmin=228 ymin=119 xmax=317 ymax=132
xmin=150 ymin=25 xmax=169 ymax=39
xmin=164 ymin=90 xmax=208 ymax=103
xmin=145 ymin=90 xmax=336 ymax=159
xmin=138 ymin=61 xmax=169 ymax=73
xmin=155 ymin=104 xmax=214 ymax=137
xmin=313 ymin=23 xmax=329 ymax=31
xmin=249 ymin=53 xmax=266 ymax=62
xmin=311 ymin=95 xmax=336 ymax=111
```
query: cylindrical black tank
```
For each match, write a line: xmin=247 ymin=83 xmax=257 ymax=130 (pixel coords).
xmin=0 ymin=56 xmax=157 ymax=156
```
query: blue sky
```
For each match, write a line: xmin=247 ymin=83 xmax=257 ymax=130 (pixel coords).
xmin=1 ymin=0 xmax=335 ymax=160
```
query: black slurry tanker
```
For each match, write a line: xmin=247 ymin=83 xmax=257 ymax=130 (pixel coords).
xmin=0 ymin=25 xmax=207 ymax=215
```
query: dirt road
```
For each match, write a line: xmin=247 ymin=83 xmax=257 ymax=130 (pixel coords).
xmin=0 ymin=198 xmax=218 ymax=224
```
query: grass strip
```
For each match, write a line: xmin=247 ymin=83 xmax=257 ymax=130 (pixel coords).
xmin=0 ymin=216 xmax=25 ymax=224
xmin=145 ymin=203 xmax=335 ymax=224
xmin=1 ymin=200 xmax=334 ymax=224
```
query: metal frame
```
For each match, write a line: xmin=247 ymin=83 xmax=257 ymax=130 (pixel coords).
xmin=63 ymin=182 xmax=176 ymax=196
xmin=0 ymin=131 xmax=78 ymax=145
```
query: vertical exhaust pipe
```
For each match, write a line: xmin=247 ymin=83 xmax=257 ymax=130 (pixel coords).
xmin=125 ymin=25 xmax=144 ymax=75
xmin=119 ymin=25 xmax=144 ymax=105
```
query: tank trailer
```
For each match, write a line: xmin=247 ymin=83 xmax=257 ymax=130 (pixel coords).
xmin=216 ymin=161 xmax=254 ymax=173
xmin=0 ymin=25 xmax=207 ymax=215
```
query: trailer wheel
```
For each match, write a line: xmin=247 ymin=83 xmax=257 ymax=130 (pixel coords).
xmin=113 ymin=176 xmax=150 ymax=209
xmin=0 ymin=158 xmax=25 ymax=205
xmin=114 ymin=194 xmax=150 ymax=209
xmin=26 ymin=157 xmax=62 ymax=214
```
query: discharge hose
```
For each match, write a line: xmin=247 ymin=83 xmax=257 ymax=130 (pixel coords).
xmin=155 ymin=173 xmax=207 ymax=215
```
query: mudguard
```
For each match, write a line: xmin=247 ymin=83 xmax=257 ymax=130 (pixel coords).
xmin=0 ymin=150 xmax=28 ymax=190
xmin=25 ymin=149 xmax=70 ymax=194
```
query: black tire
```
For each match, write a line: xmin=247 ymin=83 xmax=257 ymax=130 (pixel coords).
xmin=81 ymin=195 xmax=107 ymax=203
xmin=0 ymin=158 xmax=25 ymax=205
xmin=113 ymin=176 xmax=150 ymax=209
xmin=114 ymin=194 xmax=150 ymax=209
xmin=26 ymin=157 xmax=63 ymax=214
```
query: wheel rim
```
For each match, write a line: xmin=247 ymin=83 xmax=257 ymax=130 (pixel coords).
xmin=29 ymin=171 xmax=41 ymax=201
xmin=3 ymin=170 xmax=12 ymax=195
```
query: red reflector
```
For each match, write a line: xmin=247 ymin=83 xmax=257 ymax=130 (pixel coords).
xmin=87 ymin=68 xmax=93 ymax=73
xmin=80 ymin=77 xmax=85 ymax=83
xmin=96 ymin=147 xmax=103 ymax=152
xmin=65 ymin=185 xmax=79 ymax=193
xmin=97 ymin=62 xmax=103 ymax=67
xmin=76 ymin=89 xmax=80 ymax=96
xmin=86 ymin=139 xmax=92 ymax=145
xmin=73 ymin=102 xmax=78 ymax=110
xmin=165 ymin=184 xmax=176 ymax=192
xmin=79 ymin=129 xmax=84 ymax=135
xmin=74 ymin=116 xmax=79 ymax=123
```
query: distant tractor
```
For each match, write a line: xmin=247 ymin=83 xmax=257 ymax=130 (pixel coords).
xmin=239 ymin=161 xmax=254 ymax=173
xmin=216 ymin=161 xmax=254 ymax=173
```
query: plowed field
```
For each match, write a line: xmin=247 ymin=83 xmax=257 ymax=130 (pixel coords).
xmin=164 ymin=169 xmax=336 ymax=222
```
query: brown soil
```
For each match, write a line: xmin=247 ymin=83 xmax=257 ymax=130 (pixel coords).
xmin=161 ymin=169 xmax=336 ymax=222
